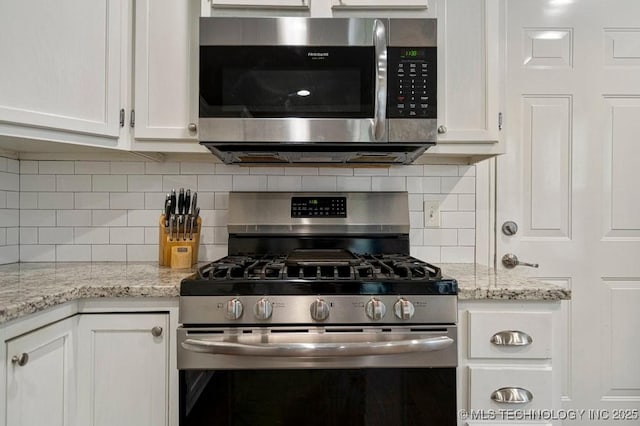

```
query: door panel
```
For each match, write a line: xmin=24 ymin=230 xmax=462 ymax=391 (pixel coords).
xmin=498 ymin=0 xmax=640 ymax=421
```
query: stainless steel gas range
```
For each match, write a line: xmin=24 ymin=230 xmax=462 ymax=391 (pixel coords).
xmin=178 ymin=192 xmax=458 ymax=426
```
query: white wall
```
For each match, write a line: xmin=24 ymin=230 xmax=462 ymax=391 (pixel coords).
xmin=9 ymin=159 xmax=476 ymax=263
xmin=0 ymin=156 xmax=19 ymax=264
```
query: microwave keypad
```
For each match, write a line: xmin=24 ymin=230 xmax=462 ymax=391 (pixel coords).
xmin=387 ymin=47 xmax=437 ymax=119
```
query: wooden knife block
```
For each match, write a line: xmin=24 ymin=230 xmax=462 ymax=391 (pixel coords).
xmin=158 ymin=215 xmax=201 ymax=268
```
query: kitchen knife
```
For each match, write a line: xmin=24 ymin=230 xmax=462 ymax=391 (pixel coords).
xmin=170 ymin=190 xmax=177 ymax=215
xmin=178 ymin=188 xmax=185 ymax=215
xmin=191 ymin=192 xmax=197 ymax=215
xmin=164 ymin=199 xmax=172 ymax=228
xmin=184 ymin=189 xmax=191 ymax=215
xmin=169 ymin=215 xmax=174 ymax=241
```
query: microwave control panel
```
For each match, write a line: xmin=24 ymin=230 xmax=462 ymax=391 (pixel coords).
xmin=291 ymin=197 xmax=347 ymax=218
xmin=387 ymin=47 xmax=437 ymax=119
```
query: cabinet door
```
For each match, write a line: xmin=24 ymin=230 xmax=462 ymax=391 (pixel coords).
xmin=5 ymin=317 xmax=76 ymax=426
xmin=133 ymin=0 xmax=199 ymax=141
xmin=210 ymin=0 xmax=310 ymax=9
xmin=331 ymin=0 xmax=428 ymax=9
xmin=0 ymin=0 xmax=123 ymax=141
xmin=436 ymin=0 xmax=502 ymax=144
xmin=76 ymin=313 xmax=169 ymax=426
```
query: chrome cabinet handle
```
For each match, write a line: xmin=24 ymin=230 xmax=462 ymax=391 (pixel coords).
xmin=187 ymin=123 xmax=197 ymax=133
xmin=182 ymin=336 xmax=453 ymax=358
xmin=371 ymin=19 xmax=387 ymax=142
xmin=11 ymin=353 xmax=29 ymax=367
xmin=491 ymin=387 xmax=533 ymax=404
xmin=502 ymin=253 xmax=539 ymax=269
xmin=151 ymin=326 xmax=163 ymax=337
xmin=437 ymin=125 xmax=447 ymax=134
xmin=491 ymin=330 xmax=533 ymax=346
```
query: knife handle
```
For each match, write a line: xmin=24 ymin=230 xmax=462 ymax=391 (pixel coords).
xmin=184 ymin=189 xmax=191 ymax=215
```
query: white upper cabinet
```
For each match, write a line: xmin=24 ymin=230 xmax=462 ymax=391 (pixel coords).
xmin=0 ymin=0 xmax=125 ymax=148
xmin=132 ymin=0 xmax=200 ymax=148
xmin=426 ymin=0 xmax=504 ymax=162
xmin=331 ymin=0 xmax=428 ymax=9
xmin=211 ymin=0 xmax=310 ymax=9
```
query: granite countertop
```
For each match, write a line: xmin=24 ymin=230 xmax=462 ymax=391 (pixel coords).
xmin=0 ymin=262 xmax=570 ymax=325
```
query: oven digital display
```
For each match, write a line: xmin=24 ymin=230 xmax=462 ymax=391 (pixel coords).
xmin=400 ymin=48 xmax=426 ymax=59
xmin=291 ymin=197 xmax=347 ymax=218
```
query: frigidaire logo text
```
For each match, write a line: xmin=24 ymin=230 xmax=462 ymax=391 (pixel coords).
xmin=308 ymin=52 xmax=329 ymax=57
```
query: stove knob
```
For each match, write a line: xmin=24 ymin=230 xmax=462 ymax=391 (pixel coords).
xmin=365 ymin=298 xmax=387 ymax=321
xmin=393 ymin=298 xmax=416 ymax=320
xmin=224 ymin=298 xmax=243 ymax=320
xmin=254 ymin=298 xmax=273 ymax=320
xmin=310 ymin=298 xmax=330 ymax=321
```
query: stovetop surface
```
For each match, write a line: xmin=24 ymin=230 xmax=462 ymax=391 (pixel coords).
xmin=181 ymin=250 xmax=458 ymax=296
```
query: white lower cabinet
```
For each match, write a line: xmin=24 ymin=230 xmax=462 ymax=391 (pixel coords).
xmin=5 ymin=317 xmax=77 ymax=426
xmin=458 ymin=301 xmax=562 ymax=426
xmin=76 ymin=313 xmax=170 ymax=426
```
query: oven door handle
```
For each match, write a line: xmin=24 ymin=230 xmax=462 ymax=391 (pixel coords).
xmin=181 ymin=335 xmax=453 ymax=357
xmin=371 ymin=19 xmax=387 ymax=142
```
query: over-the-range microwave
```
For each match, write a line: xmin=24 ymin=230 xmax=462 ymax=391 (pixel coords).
xmin=198 ymin=17 xmax=437 ymax=165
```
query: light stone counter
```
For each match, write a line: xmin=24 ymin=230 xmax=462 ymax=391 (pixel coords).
xmin=0 ymin=262 xmax=570 ymax=325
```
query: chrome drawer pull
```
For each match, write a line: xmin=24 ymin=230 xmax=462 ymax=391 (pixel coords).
xmin=491 ymin=387 xmax=533 ymax=404
xmin=490 ymin=330 xmax=532 ymax=346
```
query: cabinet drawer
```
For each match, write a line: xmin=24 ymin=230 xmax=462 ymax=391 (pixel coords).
xmin=467 ymin=311 xmax=552 ymax=359
xmin=468 ymin=366 xmax=552 ymax=411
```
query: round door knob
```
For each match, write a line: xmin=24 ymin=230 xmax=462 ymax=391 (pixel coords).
xmin=437 ymin=125 xmax=447 ymax=134
xmin=187 ymin=123 xmax=197 ymax=133
xmin=365 ymin=298 xmax=386 ymax=321
xmin=254 ymin=298 xmax=273 ymax=320
xmin=393 ymin=298 xmax=415 ymax=320
xmin=151 ymin=326 xmax=163 ymax=337
xmin=11 ymin=353 xmax=29 ymax=367
xmin=310 ymin=298 xmax=330 ymax=321
xmin=224 ymin=298 xmax=244 ymax=320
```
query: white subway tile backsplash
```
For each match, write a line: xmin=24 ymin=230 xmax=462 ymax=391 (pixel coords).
xmin=441 ymin=246 xmax=474 ymax=263
xmin=57 ymin=210 xmax=92 ymax=227
xmin=75 ymin=193 xmax=109 ymax=209
xmin=179 ymin=161 xmax=217 ymax=175
xmin=7 ymin=158 xmax=476 ymax=264
xmin=127 ymin=210 xmax=158 ymax=227
xmin=441 ymin=176 xmax=475 ymax=194
xmin=371 ymin=176 xmax=406 ymax=191
xmin=7 ymin=159 xmax=19 ymax=174
xmin=301 ymin=176 xmax=336 ymax=191
xmin=92 ymin=210 xmax=127 ymax=227
xmin=39 ymin=228 xmax=73 ymax=244
xmin=20 ymin=228 xmax=38 ymax=245
xmin=56 ymin=245 xmax=91 ymax=261
xmin=93 ymin=175 xmax=127 ymax=192
xmin=197 ymin=175 xmax=232 ymax=192
xmin=336 ymin=177 xmax=371 ymax=191
xmin=20 ymin=161 xmax=38 ymax=174
xmin=233 ymin=175 xmax=267 ymax=191
xmin=38 ymin=192 xmax=73 ymax=210
xmin=128 ymin=175 xmax=163 ymax=192
xmin=92 ymin=245 xmax=126 ymax=261
xmin=75 ymin=161 xmax=110 ymax=175
xmin=145 ymin=162 xmax=179 ymax=175
xmin=111 ymin=192 xmax=145 ymax=210
xmin=110 ymin=161 xmax=144 ymax=175
xmin=39 ymin=161 xmax=74 ymax=175
xmin=21 ymin=175 xmax=55 ymax=192
xmin=21 ymin=210 xmax=55 ymax=227
xmin=162 ymin=175 xmax=197 ymax=192
xmin=441 ymin=211 xmax=475 ymax=229
xmin=110 ymin=227 xmax=144 ymax=244
xmin=0 ymin=246 xmax=18 ymax=264
xmin=74 ymin=227 xmax=110 ymax=245
xmin=57 ymin=175 xmax=91 ymax=192
xmin=0 ymin=172 xmax=19 ymax=190
xmin=267 ymin=176 xmax=302 ymax=191
xmin=20 ymin=245 xmax=55 ymax=262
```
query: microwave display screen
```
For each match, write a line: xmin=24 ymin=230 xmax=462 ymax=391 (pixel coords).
xmin=400 ymin=49 xmax=426 ymax=59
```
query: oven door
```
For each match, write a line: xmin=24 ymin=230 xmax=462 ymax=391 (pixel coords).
xmin=199 ymin=17 xmax=386 ymax=143
xmin=178 ymin=326 xmax=457 ymax=426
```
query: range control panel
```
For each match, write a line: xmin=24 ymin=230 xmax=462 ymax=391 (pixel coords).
xmin=387 ymin=47 xmax=437 ymax=119
xmin=291 ymin=196 xmax=347 ymax=218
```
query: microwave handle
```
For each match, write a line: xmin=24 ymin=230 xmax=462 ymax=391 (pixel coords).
xmin=372 ymin=19 xmax=387 ymax=142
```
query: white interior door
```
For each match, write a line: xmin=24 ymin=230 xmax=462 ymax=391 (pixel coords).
xmin=497 ymin=0 xmax=640 ymax=422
